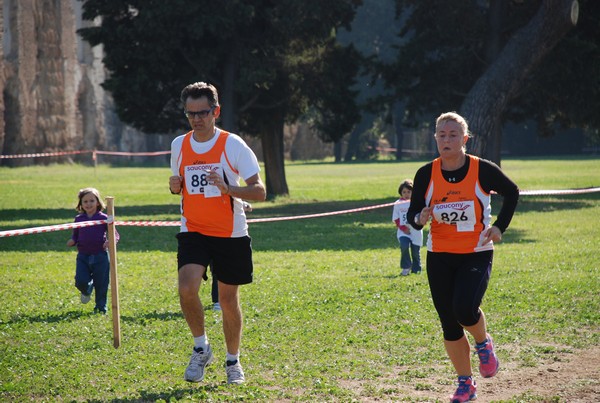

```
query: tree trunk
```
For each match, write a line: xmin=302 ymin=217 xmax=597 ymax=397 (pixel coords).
xmin=462 ymin=0 xmax=578 ymax=164
xmin=334 ymin=140 xmax=343 ymax=162
xmin=391 ymin=101 xmax=405 ymax=160
xmin=0 ymin=3 xmax=5 ymax=157
xmin=220 ymin=48 xmax=237 ymax=132
xmin=260 ymin=112 xmax=289 ymax=198
xmin=490 ymin=122 xmax=503 ymax=166
xmin=344 ymin=113 xmax=374 ymax=161
xmin=486 ymin=0 xmax=506 ymax=63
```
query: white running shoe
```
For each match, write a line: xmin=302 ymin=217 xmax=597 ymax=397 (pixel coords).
xmin=401 ymin=268 xmax=411 ymax=276
xmin=225 ymin=360 xmax=245 ymax=384
xmin=184 ymin=344 xmax=214 ymax=382
xmin=213 ymin=302 xmax=221 ymax=311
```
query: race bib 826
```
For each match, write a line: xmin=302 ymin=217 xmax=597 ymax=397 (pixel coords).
xmin=432 ymin=200 xmax=476 ymax=232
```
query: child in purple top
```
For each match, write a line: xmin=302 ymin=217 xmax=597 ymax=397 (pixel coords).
xmin=66 ymin=188 xmax=119 ymax=314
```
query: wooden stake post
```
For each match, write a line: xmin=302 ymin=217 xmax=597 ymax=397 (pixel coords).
xmin=106 ymin=197 xmax=121 ymax=348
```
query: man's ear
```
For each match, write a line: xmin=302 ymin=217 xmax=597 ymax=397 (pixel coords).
xmin=213 ymin=105 xmax=221 ymax=118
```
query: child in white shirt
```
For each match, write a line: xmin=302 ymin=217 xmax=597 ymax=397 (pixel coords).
xmin=392 ymin=179 xmax=423 ymax=275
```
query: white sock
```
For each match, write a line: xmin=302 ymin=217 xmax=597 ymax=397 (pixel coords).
xmin=226 ymin=352 xmax=239 ymax=363
xmin=194 ymin=335 xmax=208 ymax=350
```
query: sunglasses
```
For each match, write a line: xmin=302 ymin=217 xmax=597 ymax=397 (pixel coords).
xmin=184 ymin=106 xmax=216 ymax=119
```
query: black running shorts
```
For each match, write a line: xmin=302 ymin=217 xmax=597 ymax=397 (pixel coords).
xmin=176 ymin=231 xmax=253 ymax=285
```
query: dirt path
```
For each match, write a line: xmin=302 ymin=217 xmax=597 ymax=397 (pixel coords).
xmin=346 ymin=344 xmax=600 ymax=402
xmin=477 ymin=344 xmax=600 ymax=402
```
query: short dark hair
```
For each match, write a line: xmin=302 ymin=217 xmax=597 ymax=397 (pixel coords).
xmin=180 ymin=82 xmax=219 ymax=107
xmin=398 ymin=179 xmax=413 ymax=195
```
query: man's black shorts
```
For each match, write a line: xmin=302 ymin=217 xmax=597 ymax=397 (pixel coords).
xmin=176 ymin=232 xmax=253 ymax=285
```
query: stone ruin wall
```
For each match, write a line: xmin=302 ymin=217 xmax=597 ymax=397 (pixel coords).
xmin=0 ymin=0 xmax=170 ymax=166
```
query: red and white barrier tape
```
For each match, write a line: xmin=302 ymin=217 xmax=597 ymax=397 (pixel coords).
xmin=0 ymin=150 xmax=92 ymax=159
xmin=0 ymin=149 xmax=170 ymax=159
xmin=113 ymin=220 xmax=180 ymax=227
xmin=0 ymin=220 xmax=106 ymax=237
xmin=1 ymin=187 xmax=598 ymax=238
xmin=246 ymin=202 xmax=396 ymax=223
xmin=519 ymin=187 xmax=600 ymax=196
xmin=94 ymin=150 xmax=170 ymax=157
xmin=0 ymin=203 xmax=394 ymax=237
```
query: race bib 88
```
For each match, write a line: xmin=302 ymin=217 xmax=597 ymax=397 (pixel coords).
xmin=184 ymin=163 xmax=222 ymax=197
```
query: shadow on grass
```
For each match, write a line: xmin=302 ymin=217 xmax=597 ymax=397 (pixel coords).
xmin=88 ymin=383 xmax=254 ymax=403
xmin=515 ymin=193 xmax=600 ymax=213
xmin=2 ymin=309 xmax=95 ymax=326
xmin=501 ymin=227 xmax=536 ymax=244
xmin=120 ymin=310 xmax=183 ymax=324
xmin=0 ymin=200 xmax=396 ymax=253
xmin=0 ymin=204 xmax=180 ymax=222
xmin=2 ymin=309 xmax=184 ymax=327
xmin=1 ymin=194 xmax=597 ymax=253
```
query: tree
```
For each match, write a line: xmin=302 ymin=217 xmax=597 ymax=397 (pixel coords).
xmin=78 ymin=0 xmax=362 ymax=197
xmin=464 ymin=0 xmax=580 ymax=162
xmin=507 ymin=0 xmax=600 ymax=139
xmin=305 ymin=42 xmax=362 ymax=151
xmin=380 ymin=0 xmax=594 ymax=164
xmin=337 ymin=0 xmax=404 ymax=161
xmin=232 ymin=1 xmax=363 ymax=195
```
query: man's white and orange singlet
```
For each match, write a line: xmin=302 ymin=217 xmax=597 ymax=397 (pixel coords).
xmin=173 ymin=129 xmax=255 ymax=238
xmin=424 ymin=155 xmax=493 ymax=253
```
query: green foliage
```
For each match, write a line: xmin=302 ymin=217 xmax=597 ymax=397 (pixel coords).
xmin=509 ymin=0 xmax=600 ymax=136
xmin=78 ymin=0 xmax=365 ymax=195
xmin=379 ymin=0 xmax=493 ymax=121
xmin=381 ymin=0 xmax=600 ymax=134
xmin=307 ymin=42 xmax=363 ymax=143
xmin=78 ymin=0 xmax=364 ymax=139
xmin=1 ymin=158 xmax=599 ymax=401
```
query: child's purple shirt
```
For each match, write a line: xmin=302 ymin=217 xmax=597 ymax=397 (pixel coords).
xmin=71 ymin=211 xmax=120 ymax=254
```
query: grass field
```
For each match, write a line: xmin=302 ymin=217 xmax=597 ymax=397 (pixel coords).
xmin=1 ymin=156 xmax=599 ymax=402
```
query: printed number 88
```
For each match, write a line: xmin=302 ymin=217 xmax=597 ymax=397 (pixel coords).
xmin=191 ymin=174 xmax=209 ymax=188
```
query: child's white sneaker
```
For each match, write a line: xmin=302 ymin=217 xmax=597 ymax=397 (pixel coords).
xmin=80 ymin=293 xmax=91 ymax=304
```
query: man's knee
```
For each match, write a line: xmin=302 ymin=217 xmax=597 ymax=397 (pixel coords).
xmin=178 ymin=265 xmax=205 ymax=294
xmin=218 ymin=285 xmax=239 ymax=307
xmin=219 ymin=290 xmax=238 ymax=305
xmin=178 ymin=283 xmax=198 ymax=300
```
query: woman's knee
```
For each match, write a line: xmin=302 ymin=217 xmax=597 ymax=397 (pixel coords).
xmin=442 ymin=324 xmax=464 ymax=341
xmin=455 ymin=306 xmax=481 ymax=328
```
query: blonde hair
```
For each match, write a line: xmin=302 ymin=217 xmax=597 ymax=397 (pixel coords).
xmin=435 ymin=112 xmax=471 ymax=138
xmin=75 ymin=187 xmax=105 ymax=213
